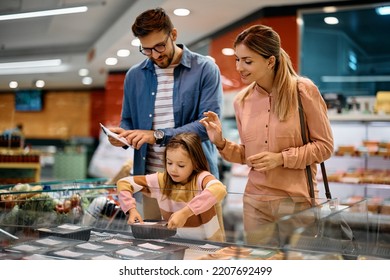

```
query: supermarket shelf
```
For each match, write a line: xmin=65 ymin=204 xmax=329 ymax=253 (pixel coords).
xmin=328 ymin=114 xmax=390 ymax=122
xmin=0 ymin=162 xmax=41 ymax=183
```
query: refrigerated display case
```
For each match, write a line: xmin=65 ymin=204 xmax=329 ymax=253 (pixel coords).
xmin=1 ymin=179 xmax=389 ymax=260
xmin=284 ymin=199 xmax=390 ymax=259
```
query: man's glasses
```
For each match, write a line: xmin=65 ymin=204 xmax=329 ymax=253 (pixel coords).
xmin=139 ymin=33 xmax=171 ymax=56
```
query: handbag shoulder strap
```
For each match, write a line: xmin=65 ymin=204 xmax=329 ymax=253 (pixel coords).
xmin=297 ymin=81 xmax=332 ymax=200
xmin=297 ymin=90 xmax=308 ymax=144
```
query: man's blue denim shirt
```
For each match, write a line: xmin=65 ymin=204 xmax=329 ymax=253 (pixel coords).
xmin=120 ymin=44 xmax=223 ymax=178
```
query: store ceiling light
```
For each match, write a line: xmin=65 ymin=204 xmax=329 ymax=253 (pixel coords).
xmin=0 ymin=66 xmax=69 ymax=75
xmin=131 ymin=38 xmax=140 ymax=47
xmin=376 ymin=6 xmax=390 ymax=15
xmin=35 ymin=80 xmax=45 ymax=88
xmin=324 ymin=16 xmax=339 ymax=25
xmin=323 ymin=6 xmax=337 ymax=13
xmin=222 ymin=48 xmax=235 ymax=56
xmin=173 ymin=8 xmax=190 ymax=16
xmin=0 ymin=59 xmax=67 ymax=75
xmin=78 ymin=68 xmax=89 ymax=76
xmin=0 ymin=6 xmax=88 ymax=21
xmin=82 ymin=77 xmax=93 ymax=85
xmin=0 ymin=59 xmax=62 ymax=69
xmin=105 ymin=57 xmax=118 ymax=66
xmin=117 ymin=49 xmax=130 ymax=57
xmin=9 ymin=81 xmax=18 ymax=89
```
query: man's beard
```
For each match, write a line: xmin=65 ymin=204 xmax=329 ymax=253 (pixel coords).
xmin=152 ymin=41 xmax=175 ymax=68
xmin=152 ymin=53 xmax=173 ymax=68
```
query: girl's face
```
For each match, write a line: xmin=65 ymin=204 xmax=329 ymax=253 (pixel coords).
xmin=235 ymin=43 xmax=271 ymax=85
xmin=166 ymin=146 xmax=194 ymax=184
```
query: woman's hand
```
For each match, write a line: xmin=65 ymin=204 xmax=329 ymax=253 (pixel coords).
xmin=199 ymin=111 xmax=225 ymax=148
xmin=167 ymin=206 xmax=193 ymax=229
xmin=127 ymin=208 xmax=144 ymax=224
xmin=246 ymin=152 xmax=283 ymax=172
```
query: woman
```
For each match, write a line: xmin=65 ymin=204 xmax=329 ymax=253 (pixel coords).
xmin=117 ymin=132 xmax=227 ymax=242
xmin=200 ymin=24 xmax=333 ymax=245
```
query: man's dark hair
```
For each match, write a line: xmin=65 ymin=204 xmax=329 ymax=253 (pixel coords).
xmin=132 ymin=7 xmax=174 ymax=37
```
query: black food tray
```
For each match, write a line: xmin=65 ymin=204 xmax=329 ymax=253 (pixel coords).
xmin=38 ymin=223 xmax=92 ymax=241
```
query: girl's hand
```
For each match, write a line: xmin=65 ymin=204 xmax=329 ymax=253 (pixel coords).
xmin=167 ymin=206 xmax=193 ymax=229
xmin=199 ymin=111 xmax=225 ymax=148
xmin=247 ymin=152 xmax=284 ymax=172
xmin=127 ymin=208 xmax=144 ymax=224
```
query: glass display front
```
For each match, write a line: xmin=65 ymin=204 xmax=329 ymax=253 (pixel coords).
xmin=1 ymin=179 xmax=386 ymax=260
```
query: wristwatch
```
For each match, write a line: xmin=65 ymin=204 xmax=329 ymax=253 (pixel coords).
xmin=153 ymin=129 xmax=165 ymax=144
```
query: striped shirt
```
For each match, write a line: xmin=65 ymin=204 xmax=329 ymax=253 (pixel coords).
xmin=117 ymin=171 xmax=227 ymax=242
xmin=145 ymin=64 xmax=176 ymax=174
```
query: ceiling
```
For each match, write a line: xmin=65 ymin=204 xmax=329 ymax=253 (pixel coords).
xmin=0 ymin=0 xmax=365 ymax=91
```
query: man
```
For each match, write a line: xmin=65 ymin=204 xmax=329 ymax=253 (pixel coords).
xmin=108 ymin=8 xmax=223 ymax=219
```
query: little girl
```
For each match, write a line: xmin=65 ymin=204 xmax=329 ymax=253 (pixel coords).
xmin=117 ymin=132 xmax=227 ymax=242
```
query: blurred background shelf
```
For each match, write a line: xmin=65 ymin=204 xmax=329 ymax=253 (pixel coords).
xmin=0 ymin=162 xmax=41 ymax=184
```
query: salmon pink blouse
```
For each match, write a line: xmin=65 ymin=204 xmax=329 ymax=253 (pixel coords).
xmin=218 ymin=78 xmax=334 ymax=201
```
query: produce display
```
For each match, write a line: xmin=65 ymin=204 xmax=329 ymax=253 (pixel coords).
xmin=0 ymin=183 xmax=119 ymax=235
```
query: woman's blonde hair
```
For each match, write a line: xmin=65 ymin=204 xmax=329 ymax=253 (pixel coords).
xmin=234 ymin=24 xmax=299 ymax=121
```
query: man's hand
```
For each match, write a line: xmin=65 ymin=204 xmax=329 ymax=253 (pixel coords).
xmin=121 ymin=130 xmax=155 ymax=149
xmin=107 ymin=127 xmax=126 ymax=147
xmin=107 ymin=128 xmax=156 ymax=149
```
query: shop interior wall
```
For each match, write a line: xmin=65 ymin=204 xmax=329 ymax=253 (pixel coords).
xmin=1 ymin=91 xmax=93 ymax=139
xmin=103 ymin=72 xmax=126 ymax=128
